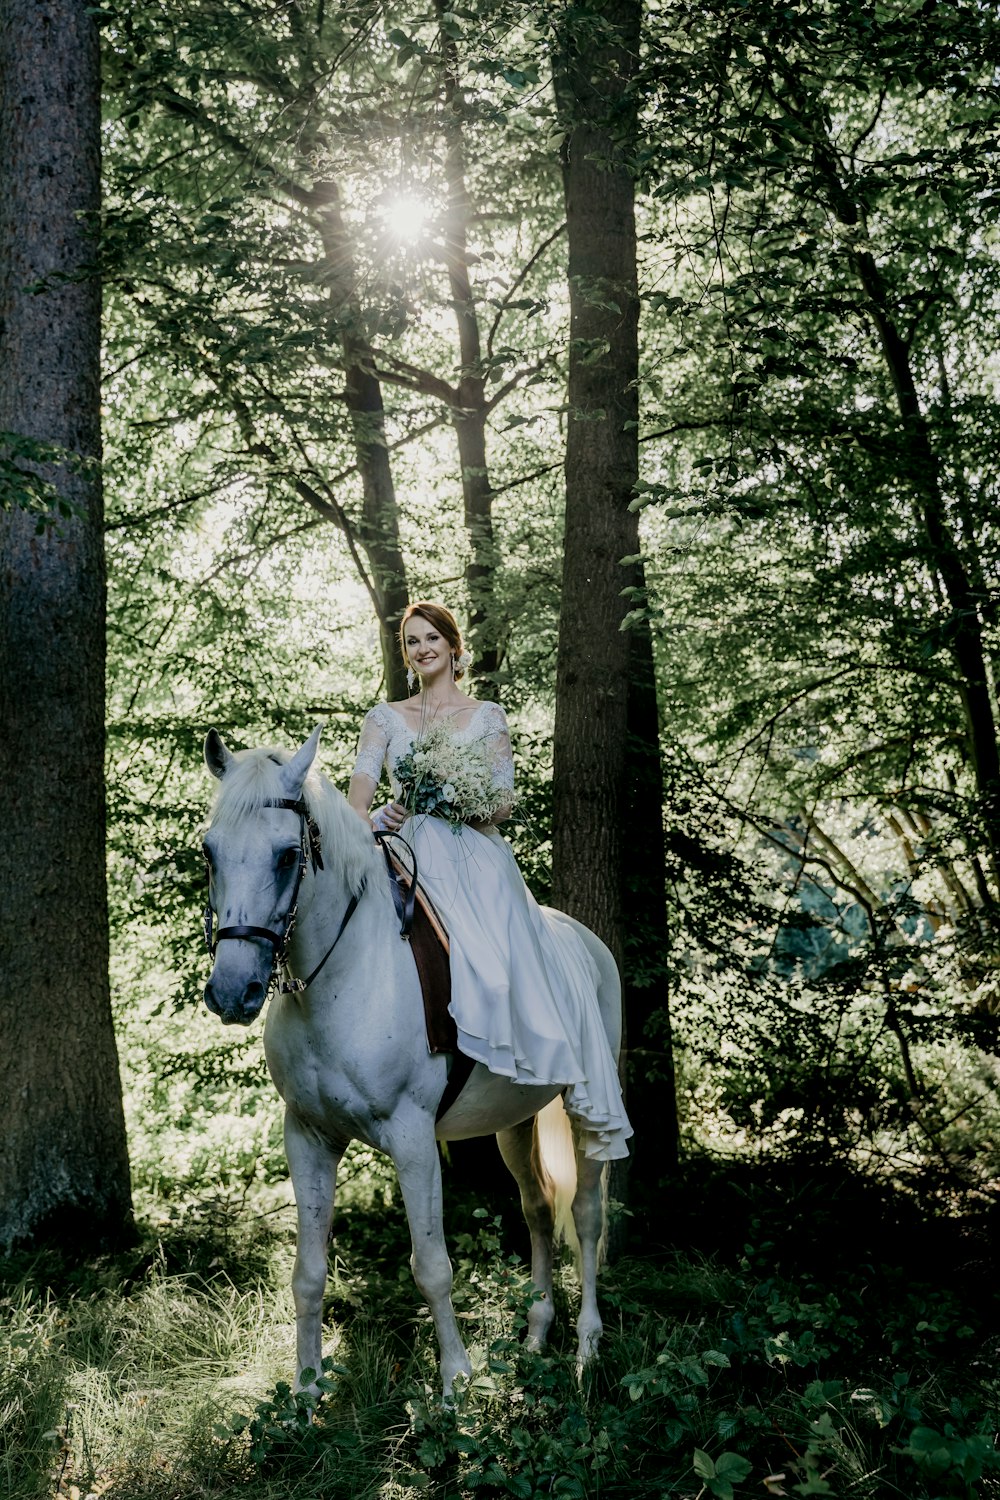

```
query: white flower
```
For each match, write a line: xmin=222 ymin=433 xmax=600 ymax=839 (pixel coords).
xmin=394 ymin=718 xmax=512 ymax=831
xmin=456 ymin=649 xmax=472 ymax=671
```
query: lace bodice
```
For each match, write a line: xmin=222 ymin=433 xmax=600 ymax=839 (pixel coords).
xmin=352 ymin=700 xmax=515 ymax=801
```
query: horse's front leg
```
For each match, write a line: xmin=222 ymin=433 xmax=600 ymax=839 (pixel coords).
xmin=285 ymin=1110 xmax=342 ymax=1393
xmin=384 ymin=1112 xmax=471 ymax=1399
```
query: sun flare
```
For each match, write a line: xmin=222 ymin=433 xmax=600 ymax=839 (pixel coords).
xmin=380 ymin=192 xmax=432 ymax=244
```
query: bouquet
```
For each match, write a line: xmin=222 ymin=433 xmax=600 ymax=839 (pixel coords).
xmin=393 ymin=720 xmax=511 ymax=833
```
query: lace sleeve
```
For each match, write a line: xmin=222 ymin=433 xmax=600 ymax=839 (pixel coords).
xmin=479 ymin=702 xmax=515 ymax=799
xmin=352 ymin=707 xmax=389 ymax=786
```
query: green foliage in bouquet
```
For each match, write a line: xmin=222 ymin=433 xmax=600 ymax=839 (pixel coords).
xmin=393 ymin=720 xmax=512 ymax=833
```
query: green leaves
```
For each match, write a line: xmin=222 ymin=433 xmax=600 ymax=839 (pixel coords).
xmin=219 ymin=1355 xmax=351 ymax=1466
xmin=693 ymin=1447 xmax=753 ymax=1499
xmin=0 ymin=432 xmax=93 ymax=531
xmin=897 ymin=1422 xmax=1000 ymax=1490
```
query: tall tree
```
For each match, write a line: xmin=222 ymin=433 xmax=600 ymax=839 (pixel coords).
xmin=0 ymin=0 xmax=132 ymax=1249
xmin=106 ymin=3 xmax=568 ymax=702
xmin=551 ymin=0 xmax=677 ymax=1173
xmin=435 ymin=0 xmax=503 ymax=691
xmin=637 ymin=0 xmax=1000 ymax=919
xmin=107 ymin=3 xmax=413 ymax=699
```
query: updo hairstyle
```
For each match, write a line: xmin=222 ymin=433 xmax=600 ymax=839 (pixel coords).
xmin=399 ymin=601 xmax=468 ymax=681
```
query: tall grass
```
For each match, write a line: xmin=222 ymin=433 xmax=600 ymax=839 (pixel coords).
xmin=3 ymin=1189 xmax=998 ymax=1500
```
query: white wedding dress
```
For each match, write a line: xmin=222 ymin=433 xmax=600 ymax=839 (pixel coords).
xmin=353 ymin=701 xmax=632 ymax=1160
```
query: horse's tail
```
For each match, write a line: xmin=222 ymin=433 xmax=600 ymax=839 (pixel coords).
xmin=534 ymin=1094 xmax=580 ymax=1257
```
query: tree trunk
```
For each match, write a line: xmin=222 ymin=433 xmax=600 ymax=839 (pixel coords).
xmin=623 ymin=585 xmax=679 ymax=1172
xmin=790 ymin=91 xmax=1000 ymax=887
xmin=551 ymin=0 xmax=641 ymax=952
xmin=0 ymin=0 xmax=133 ymax=1251
xmin=318 ymin=185 xmax=410 ymax=700
xmin=436 ymin=1 xmax=502 ymax=695
xmin=552 ymin=0 xmax=676 ymax=1201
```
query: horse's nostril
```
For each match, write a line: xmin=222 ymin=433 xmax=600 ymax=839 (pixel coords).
xmin=204 ymin=982 xmax=220 ymax=1014
xmin=242 ymin=980 xmax=266 ymax=1014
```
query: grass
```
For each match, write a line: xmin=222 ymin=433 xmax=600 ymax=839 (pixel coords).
xmin=2 ymin=1163 xmax=999 ymax=1500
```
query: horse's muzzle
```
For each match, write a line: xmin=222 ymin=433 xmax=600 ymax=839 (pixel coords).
xmin=204 ymin=977 xmax=268 ymax=1025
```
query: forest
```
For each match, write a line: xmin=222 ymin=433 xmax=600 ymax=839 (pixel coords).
xmin=2 ymin=0 xmax=1000 ymax=1496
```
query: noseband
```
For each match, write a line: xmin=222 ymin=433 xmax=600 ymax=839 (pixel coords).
xmin=204 ymin=798 xmax=417 ymax=999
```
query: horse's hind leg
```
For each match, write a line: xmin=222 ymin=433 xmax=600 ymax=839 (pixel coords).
xmin=496 ymin=1118 xmax=556 ymax=1349
xmin=285 ymin=1111 xmax=341 ymax=1393
xmin=572 ymin=1134 xmax=606 ymax=1374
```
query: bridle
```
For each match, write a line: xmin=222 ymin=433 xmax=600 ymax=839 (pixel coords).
xmin=203 ymin=798 xmax=416 ymax=998
xmin=204 ymin=796 xmax=331 ymax=996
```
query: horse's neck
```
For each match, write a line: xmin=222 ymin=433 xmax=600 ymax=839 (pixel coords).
xmin=291 ymin=840 xmax=395 ymax=978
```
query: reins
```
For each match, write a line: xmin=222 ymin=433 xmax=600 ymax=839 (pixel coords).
xmin=204 ymin=799 xmax=417 ymax=999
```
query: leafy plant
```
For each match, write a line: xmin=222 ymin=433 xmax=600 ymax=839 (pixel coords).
xmin=693 ymin=1446 xmax=753 ymax=1500
xmin=216 ymin=1356 xmax=350 ymax=1467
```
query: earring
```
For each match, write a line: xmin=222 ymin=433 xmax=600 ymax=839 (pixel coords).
xmin=450 ymin=654 xmax=456 ymax=680
xmin=407 ymin=666 xmax=416 ymax=691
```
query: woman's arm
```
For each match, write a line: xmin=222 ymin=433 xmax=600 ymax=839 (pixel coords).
xmin=348 ymin=771 xmax=378 ymax=826
xmin=477 ymin=703 xmax=514 ymax=826
xmin=349 ymin=709 xmax=389 ymax=826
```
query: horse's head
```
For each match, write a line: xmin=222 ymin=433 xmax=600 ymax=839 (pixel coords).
xmin=201 ymin=725 xmax=322 ymax=1025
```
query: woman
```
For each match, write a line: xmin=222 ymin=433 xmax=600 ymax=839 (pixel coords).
xmin=348 ymin=602 xmax=632 ymax=1160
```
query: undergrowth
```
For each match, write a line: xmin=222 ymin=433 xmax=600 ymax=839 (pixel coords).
xmin=2 ymin=1181 xmax=998 ymax=1500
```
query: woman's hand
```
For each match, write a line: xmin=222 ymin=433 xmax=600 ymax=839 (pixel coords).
xmin=375 ymin=801 xmax=410 ymax=833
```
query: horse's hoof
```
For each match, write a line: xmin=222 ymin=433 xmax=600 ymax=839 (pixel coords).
xmin=442 ymin=1362 xmax=473 ymax=1405
xmin=575 ymin=1323 xmax=602 ymax=1380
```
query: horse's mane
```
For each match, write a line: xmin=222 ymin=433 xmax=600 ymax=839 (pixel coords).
xmin=210 ymin=746 xmax=380 ymax=895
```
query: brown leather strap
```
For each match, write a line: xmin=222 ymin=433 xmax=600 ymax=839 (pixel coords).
xmin=408 ymin=898 xmax=454 ymax=1053
xmin=436 ymin=1049 xmax=475 ymax=1123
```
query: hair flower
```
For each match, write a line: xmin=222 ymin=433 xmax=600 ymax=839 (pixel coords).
xmin=457 ymin=649 xmax=472 ymax=671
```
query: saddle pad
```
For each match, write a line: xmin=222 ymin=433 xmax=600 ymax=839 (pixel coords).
xmin=388 ymin=853 xmax=454 ymax=1054
xmin=386 ymin=853 xmax=474 ymax=1117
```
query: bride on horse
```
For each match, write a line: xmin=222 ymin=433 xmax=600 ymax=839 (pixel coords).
xmin=348 ymin=601 xmax=632 ymax=1163
xmin=202 ymin=600 xmax=631 ymax=1391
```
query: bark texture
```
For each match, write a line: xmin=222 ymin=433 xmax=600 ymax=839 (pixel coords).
xmin=552 ymin=0 xmax=678 ymax=1183
xmin=0 ymin=0 xmax=133 ymax=1249
xmin=551 ymin=0 xmax=642 ymax=961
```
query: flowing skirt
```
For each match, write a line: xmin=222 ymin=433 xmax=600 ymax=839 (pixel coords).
xmin=408 ymin=814 xmax=632 ymax=1161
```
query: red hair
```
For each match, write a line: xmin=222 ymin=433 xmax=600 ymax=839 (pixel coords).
xmin=399 ymin=602 xmax=467 ymax=680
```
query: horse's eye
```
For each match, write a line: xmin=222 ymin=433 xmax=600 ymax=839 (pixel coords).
xmin=277 ymin=847 xmax=299 ymax=871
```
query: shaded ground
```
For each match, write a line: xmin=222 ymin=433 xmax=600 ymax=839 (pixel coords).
xmin=3 ymin=1150 xmax=999 ymax=1500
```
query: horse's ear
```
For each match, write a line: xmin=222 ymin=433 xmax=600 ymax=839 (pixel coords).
xmin=205 ymin=728 xmax=235 ymax=780
xmin=281 ymin=724 xmax=324 ymax=798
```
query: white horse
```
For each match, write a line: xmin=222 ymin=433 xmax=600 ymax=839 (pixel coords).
xmin=201 ymin=726 xmax=624 ymax=1397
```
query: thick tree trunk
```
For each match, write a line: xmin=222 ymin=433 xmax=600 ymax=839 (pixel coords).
xmin=551 ymin=0 xmax=641 ymax=953
xmin=552 ymin=0 xmax=676 ymax=1194
xmin=0 ymin=0 xmax=133 ymax=1250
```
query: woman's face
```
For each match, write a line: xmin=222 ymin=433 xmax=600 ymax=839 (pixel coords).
xmin=404 ymin=616 xmax=453 ymax=684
